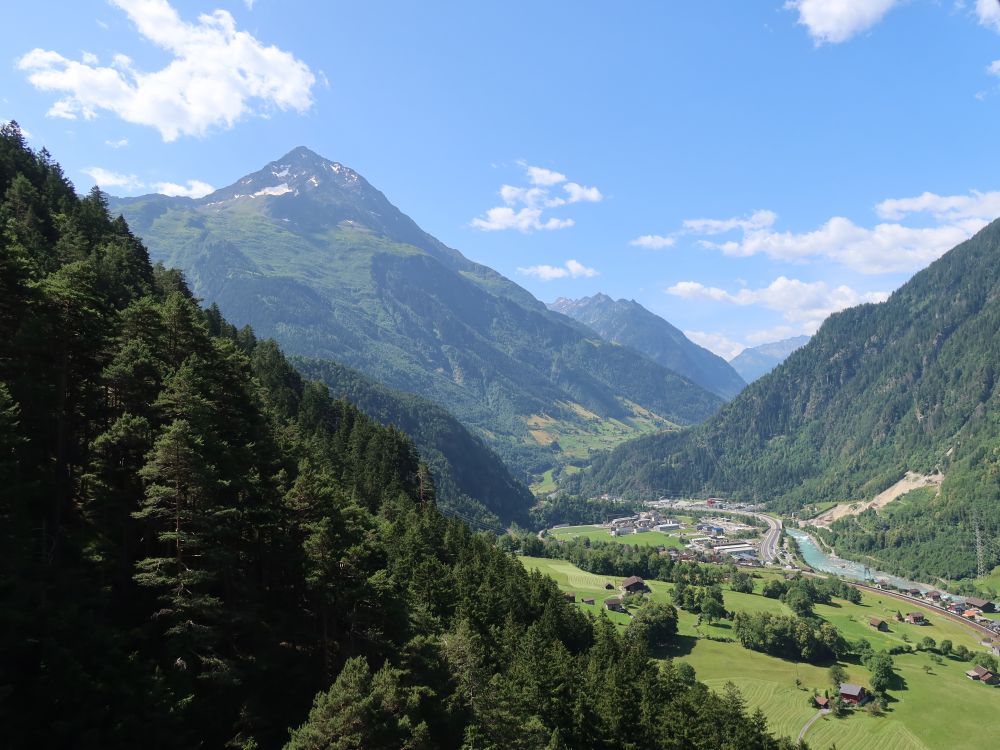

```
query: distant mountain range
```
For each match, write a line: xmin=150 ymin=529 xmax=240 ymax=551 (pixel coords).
xmin=549 ymin=294 xmax=746 ymax=399
xmin=110 ymin=147 xmax=724 ymax=499
xmin=728 ymin=336 xmax=810 ymax=383
xmin=569 ymin=220 xmax=1000 ymax=579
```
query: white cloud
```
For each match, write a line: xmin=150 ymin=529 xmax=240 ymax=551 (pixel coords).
xmin=82 ymin=166 xmax=143 ymax=191
xmin=683 ymin=330 xmax=747 ymax=361
xmin=472 ymin=162 xmax=602 ymax=233
xmin=786 ymin=0 xmax=901 ymax=44
xmin=152 ymin=179 xmax=214 ymax=198
xmin=744 ymin=325 xmax=801 ymax=345
xmin=563 ymin=182 xmax=603 ymax=203
xmin=875 ymin=190 xmax=1000 ymax=222
xmin=517 ymin=259 xmax=599 ymax=281
xmin=976 ymin=0 xmax=1000 ymax=32
xmin=682 ymin=210 xmax=777 ymax=235
xmin=81 ymin=167 xmax=213 ymax=197
xmin=667 ymin=276 xmax=889 ymax=332
xmin=989 ymin=59 xmax=1000 ymax=77
xmin=630 ymin=234 xmax=676 ymax=250
xmin=244 ymin=0 xmax=256 ymax=9
xmin=105 ymin=137 xmax=129 ymax=148
xmin=682 ymin=189 xmax=1000 ymax=274
xmin=18 ymin=0 xmax=315 ymax=141
xmin=526 ymin=165 xmax=566 ymax=186
xmin=472 ymin=207 xmax=574 ymax=232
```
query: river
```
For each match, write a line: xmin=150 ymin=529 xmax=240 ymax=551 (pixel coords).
xmin=787 ymin=527 xmax=946 ymax=595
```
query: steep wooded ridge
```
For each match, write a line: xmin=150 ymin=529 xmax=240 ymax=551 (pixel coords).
xmin=728 ymin=335 xmax=810 ymax=384
xmin=109 ymin=147 xmax=723 ymax=481
xmin=573 ymin=221 xmax=1000 ymax=579
xmin=0 ymin=124 xmax=796 ymax=750
xmin=549 ymin=293 xmax=746 ymax=399
xmin=292 ymin=356 xmax=534 ymax=528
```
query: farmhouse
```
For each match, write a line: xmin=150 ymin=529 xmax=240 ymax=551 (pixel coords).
xmin=965 ymin=665 xmax=997 ymax=684
xmin=604 ymin=597 xmax=624 ymax=612
xmin=869 ymin=618 xmax=888 ymax=632
xmin=904 ymin=612 xmax=926 ymax=625
xmin=604 ymin=582 xmax=615 ymax=590
xmin=563 ymin=593 xmax=575 ymax=603
xmin=582 ymin=597 xmax=595 ymax=605
xmin=965 ymin=596 xmax=995 ymax=613
xmin=621 ymin=576 xmax=648 ymax=594
xmin=814 ymin=695 xmax=829 ymax=709
xmin=839 ymin=683 xmax=867 ymax=705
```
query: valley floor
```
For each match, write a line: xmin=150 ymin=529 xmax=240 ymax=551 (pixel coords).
xmin=519 ymin=556 xmax=999 ymax=750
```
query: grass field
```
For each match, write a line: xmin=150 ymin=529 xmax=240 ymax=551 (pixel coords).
xmin=518 ymin=556 xmax=999 ymax=750
xmin=975 ymin=565 xmax=1000 ymax=596
xmin=547 ymin=524 xmax=687 ymax=549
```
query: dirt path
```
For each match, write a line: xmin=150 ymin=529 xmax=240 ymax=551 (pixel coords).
xmin=807 ymin=471 xmax=943 ymax=527
xmin=798 ymin=708 xmax=829 ymax=742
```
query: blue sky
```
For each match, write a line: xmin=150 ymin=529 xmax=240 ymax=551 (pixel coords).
xmin=4 ymin=0 xmax=1000 ymax=358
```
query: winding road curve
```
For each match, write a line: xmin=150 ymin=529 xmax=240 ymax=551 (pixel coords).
xmin=798 ymin=708 xmax=829 ymax=743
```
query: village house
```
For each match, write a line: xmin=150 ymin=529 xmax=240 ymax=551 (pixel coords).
xmin=965 ymin=596 xmax=996 ymax=613
xmin=655 ymin=521 xmax=681 ymax=532
xmin=604 ymin=582 xmax=615 ymax=590
xmin=924 ymin=591 xmax=942 ymax=602
xmin=839 ymin=683 xmax=868 ymax=705
xmin=610 ymin=515 xmax=638 ymax=527
xmin=965 ymin=665 xmax=998 ymax=684
xmin=621 ymin=576 xmax=648 ymax=594
xmin=869 ymin=618 xmax=888 ymax=632
xmin=604 ymin=597 xmax=624 ymax=613
xmin=813 ymin=695 xmax=829 ymax=709
xmin=563 ymin=593 xmax=576 ymax=603
xmin=904 ymin=612 xmax=927 ymax=625
xmin=581 ymin=597 xmax=595 ymax=605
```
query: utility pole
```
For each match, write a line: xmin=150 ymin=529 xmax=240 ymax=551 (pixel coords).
xmin=975 ymin=510 xmax=987 ymax=580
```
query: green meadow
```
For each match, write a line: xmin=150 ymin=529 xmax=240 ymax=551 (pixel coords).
xmin=519 ymin=556 xmax=999 ymax=750
xmin=546 ymin=524 xmax=687 ymax=549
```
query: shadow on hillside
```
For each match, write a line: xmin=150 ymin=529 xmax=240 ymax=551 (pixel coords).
xmin=888 ymin=672 xmax=908 ymax=692
xmin=658 ymin=635 xmax=697 ymax=658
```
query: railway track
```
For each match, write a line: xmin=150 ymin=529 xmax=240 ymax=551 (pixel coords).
xmin=847 ymin=581 xmax=998 ymax=639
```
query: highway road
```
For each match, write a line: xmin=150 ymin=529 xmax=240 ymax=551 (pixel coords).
xmin=757 ymin=512 xmax=783 ymax=564
xmin=682 ymin=504 xmax=783 ymax=564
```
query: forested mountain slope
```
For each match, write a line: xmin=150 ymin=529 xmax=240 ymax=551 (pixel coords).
xmin=728 ymin=335 xmax=810 ymax=383
xmin=572 ymin=221 xmax=1000 ymax=578
xmin=292 ymin=356 xmax=534 ymax=528
xmin=109 ymin=148 xmax=723 ymax=481
xmin=549 ymin=294 xmax=746 ymax=399
xmin=0 ymin=124 xmax=794 ymax=750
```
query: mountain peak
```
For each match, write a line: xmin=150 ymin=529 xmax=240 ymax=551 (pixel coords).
xmin=549 ymin=293 xmax=746 ymax=400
